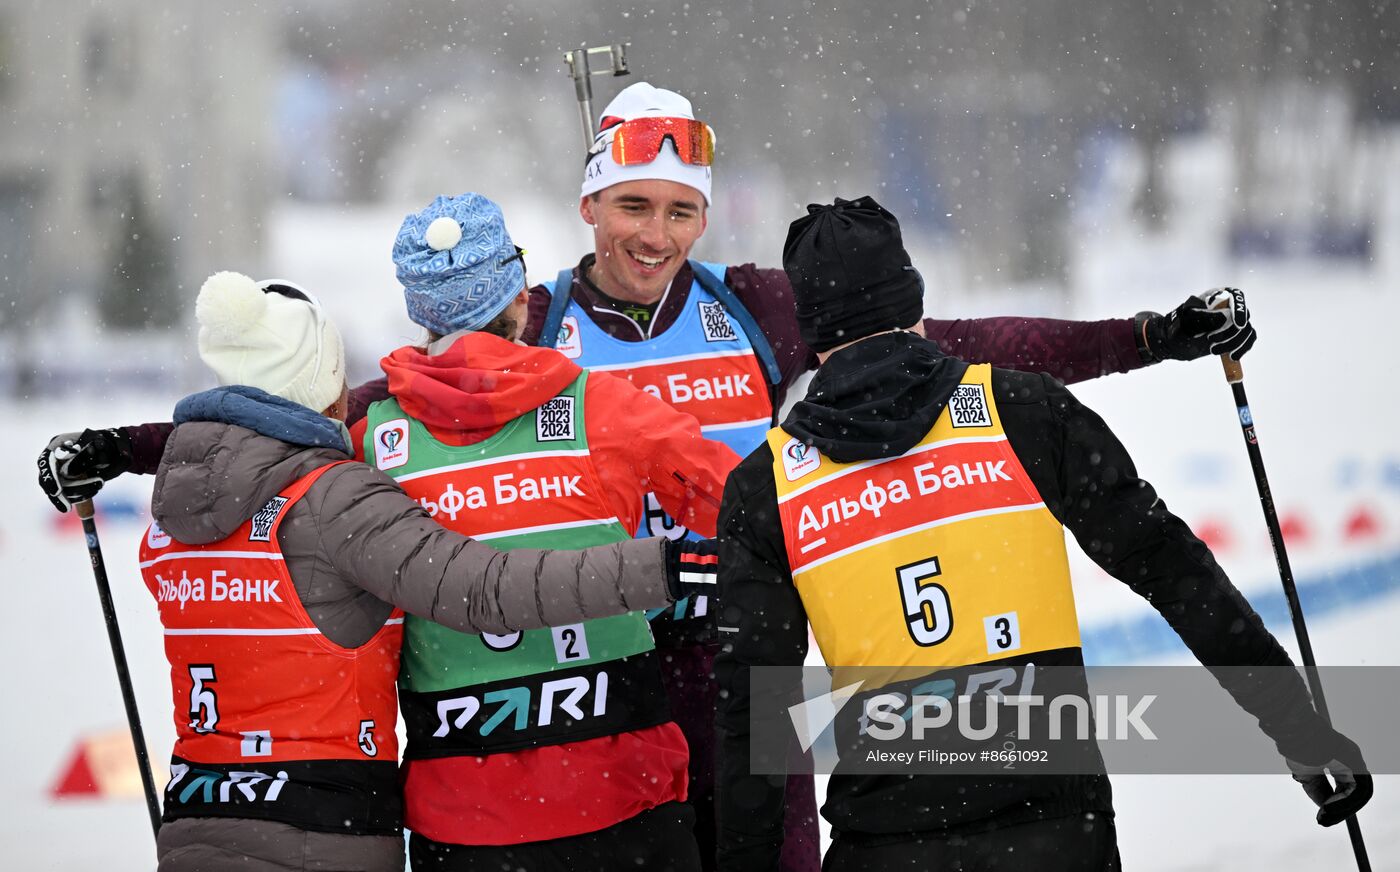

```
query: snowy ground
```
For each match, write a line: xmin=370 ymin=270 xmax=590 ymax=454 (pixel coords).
xmin=3 ymin=130 xmax=1398 ymax=868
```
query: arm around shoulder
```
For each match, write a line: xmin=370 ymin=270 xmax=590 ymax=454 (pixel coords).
xmin=313 ymin=462 xmax=675 ymax=634
xmin=924 ymin=315 xmax=1144 ymax=384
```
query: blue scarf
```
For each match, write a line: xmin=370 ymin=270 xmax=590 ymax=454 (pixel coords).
xmin=174 ymin=385 xmax=351 ymax=454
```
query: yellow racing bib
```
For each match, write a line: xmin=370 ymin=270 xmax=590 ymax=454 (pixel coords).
xmin=769 ymin=364 xmax=1080 ymax=688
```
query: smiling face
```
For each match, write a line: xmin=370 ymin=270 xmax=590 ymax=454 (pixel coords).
xmin=579 ymin=179 xmax=708 ymax=305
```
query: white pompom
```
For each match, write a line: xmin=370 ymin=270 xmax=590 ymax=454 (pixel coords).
xmin=196 ymin=271 xmax=268 ymax=342
xmin=425 ymin=216 xmax=463 ymax=251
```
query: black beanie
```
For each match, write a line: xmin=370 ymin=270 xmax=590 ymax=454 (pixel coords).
xmin=783 ymin=195 xmax=924 ymax=353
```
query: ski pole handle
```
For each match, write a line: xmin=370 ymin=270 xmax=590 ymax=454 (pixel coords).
xmin=1208 ymin=293 xmax=1246 ymax=384
xmin=1220 ymin=354 xmax=1243 ymax=384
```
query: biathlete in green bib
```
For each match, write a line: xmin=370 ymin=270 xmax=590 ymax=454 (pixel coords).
xmin=350 ymin=192 xmax=738 ymax=869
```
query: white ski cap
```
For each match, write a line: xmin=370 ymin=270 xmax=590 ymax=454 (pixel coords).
xmin=580 ymin=82 xmax=713 ymax=205
xmin=195 ymin=272 xmax=346 ymax=413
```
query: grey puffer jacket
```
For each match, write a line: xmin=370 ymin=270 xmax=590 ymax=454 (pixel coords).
xmin=153 ymin=423 xmax=672 ymax=648
xmin=150 ymin=387 xmax=673 ymax=872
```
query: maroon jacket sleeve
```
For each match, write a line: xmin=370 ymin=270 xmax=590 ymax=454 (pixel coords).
xmin=521 ymin=284 xmax=553 ymax=347
xmin=921 ymin=315 xmax=1146 ymax=385
xmin=346 ymin=378 xmax=392 ymax=427
xmin=724 ymin=264 xmax=819 ymax=402
xmin=724 ymin=265 xmax=1149 ymax=396
xmin=125 ymin=422 xmax=175 ymax=475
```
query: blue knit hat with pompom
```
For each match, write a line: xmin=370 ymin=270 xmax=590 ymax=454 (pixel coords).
xmin=393 ymin=193 xmax=526 ymax=336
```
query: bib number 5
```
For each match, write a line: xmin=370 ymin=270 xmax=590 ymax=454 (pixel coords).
xmin=188 ymin=664 xmax=220 ymax=734
xmin=896 ymin=557 xmax=952 ymax=646
xmin=357 ymin=719 xmax=378 ymax=757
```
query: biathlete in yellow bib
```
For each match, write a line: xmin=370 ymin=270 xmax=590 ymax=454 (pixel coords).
xmin=712 ymin=195 xmax=1372 ymax=872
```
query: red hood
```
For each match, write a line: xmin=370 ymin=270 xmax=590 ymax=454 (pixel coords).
xmin=381 ymin=333 xmax=582 ymax=444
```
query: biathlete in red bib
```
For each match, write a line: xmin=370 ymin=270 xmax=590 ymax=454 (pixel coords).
xmin=56 ymin=270 xmax=701 ymax=872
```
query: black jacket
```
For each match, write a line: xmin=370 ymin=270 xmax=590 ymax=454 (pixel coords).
xmin=714 ymin=332 xmax=1328 ymax=870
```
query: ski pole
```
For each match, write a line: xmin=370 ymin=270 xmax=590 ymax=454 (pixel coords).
xmin=563 ymin=43 xmax=630 ymax=150
xmin=1216 ymin=352 xmax=1370 ymax=870
xmin=75 ymin=499 xmax=162 ymax=841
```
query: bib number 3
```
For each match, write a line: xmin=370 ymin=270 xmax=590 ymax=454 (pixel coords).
xmin=896 ymin=557 xmax=952 ymax=647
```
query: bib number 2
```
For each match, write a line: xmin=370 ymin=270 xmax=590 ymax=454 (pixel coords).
xmin=896 ymin=557 xmax=952 ymax=647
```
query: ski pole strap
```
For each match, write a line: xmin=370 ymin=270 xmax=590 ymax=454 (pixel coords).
xmin=688 ymin=260 xmax=782 ymax=387
xmin=537 ymin=268 xmax=578 ymax=349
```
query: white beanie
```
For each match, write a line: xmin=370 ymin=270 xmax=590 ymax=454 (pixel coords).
xmin=195 ymin=272 xmax=347 ymax=413
xmin=580 ymin=82 xmax=713 ymax=205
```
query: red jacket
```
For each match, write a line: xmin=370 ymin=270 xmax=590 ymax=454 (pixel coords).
xmin=350 ymin=332 xmax=737 ymax=538
xmin=353 ymin=332 xmax=739 ymax=845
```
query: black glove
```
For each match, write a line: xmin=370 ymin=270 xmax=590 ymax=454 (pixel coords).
xmin=1137 ymin=287 xmax=1257 ymax=362
xmin=37 ymin=428 xmax=134 ymax=513
xmin=1284 ymin=726 xmax=1373 ymax=827
xmin=664 ymin=536 xmax=719 ymax=603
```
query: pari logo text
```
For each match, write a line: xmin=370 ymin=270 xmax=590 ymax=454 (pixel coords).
xmin=432 ymin=670 xmax=610 ymax=739
xmin=168 ymin=762 xmax=288 ymax=805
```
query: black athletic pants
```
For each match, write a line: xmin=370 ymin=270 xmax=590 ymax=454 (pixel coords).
xmin=823 ymin=811 xmax=1121 ymax=872
xmin=409 ymin=801 xmax=702 ymax=872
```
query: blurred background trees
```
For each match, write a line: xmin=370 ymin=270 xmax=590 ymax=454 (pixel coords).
xmin=1 ymin=0 xmax=1395 ymax=390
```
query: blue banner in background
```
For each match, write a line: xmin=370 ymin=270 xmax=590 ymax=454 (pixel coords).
xmin=1082 ymin=550 xmax=1400 ymax=665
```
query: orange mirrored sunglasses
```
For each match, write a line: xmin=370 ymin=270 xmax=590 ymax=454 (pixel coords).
xmin=595 ymin=116 xmax=716 ymax=167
